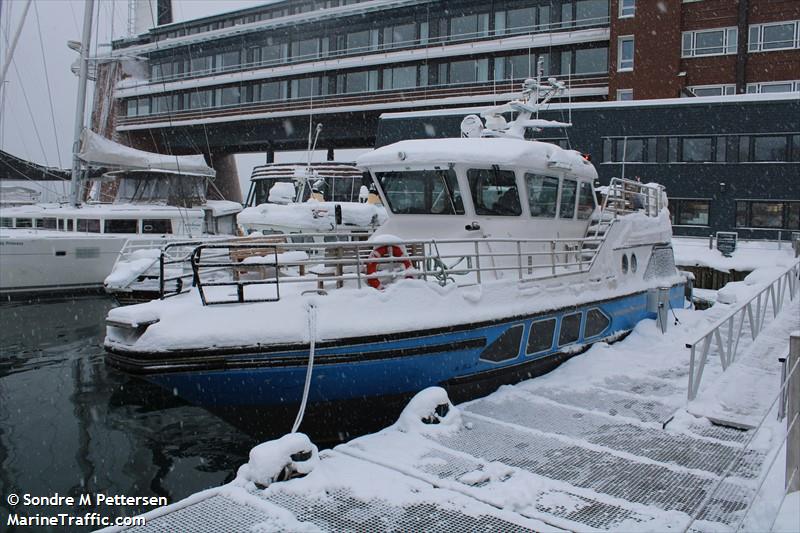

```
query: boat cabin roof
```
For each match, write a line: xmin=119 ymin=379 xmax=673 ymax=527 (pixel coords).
xmin=356 ymin=138 xmax=596 ymax=181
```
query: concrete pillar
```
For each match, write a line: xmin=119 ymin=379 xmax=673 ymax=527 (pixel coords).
xmin=788 ymin=333 xmax=800 ymax=492
xmin=210 ymin=153 xmax=243 ymax=203
xmin=327 ymin=148 xmax=335 ymax=161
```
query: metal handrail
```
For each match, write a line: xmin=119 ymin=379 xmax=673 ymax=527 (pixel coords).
xmin=189 ymin=236 xmax=602 ymax=305
xmin=682 ymin=352 xmax=800 ymax=532
xmin=686 ymin=258 xmax=800 ymax=400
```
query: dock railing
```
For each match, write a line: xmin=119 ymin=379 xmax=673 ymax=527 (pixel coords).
xmin=682 ymin=334 xmax=800 ymax=532
xmin=190 ymin=236 xmax=603 ymax=305
xmin=686 ymin=258 xmax=800 ymax=401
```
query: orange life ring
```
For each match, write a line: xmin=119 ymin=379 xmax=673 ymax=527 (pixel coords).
xmin=366 ymin=245 xmax=413 ymax=289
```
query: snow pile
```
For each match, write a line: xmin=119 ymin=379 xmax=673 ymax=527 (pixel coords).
xmin=236 ymin=433 xmax=319 ymax=489
xmin=267 ymin=182 xmax=297 ymax=205
xmin=673 ymin=237 xmax=797 ymax=272
xmin=238 ymin=201 xmax=386 ymax=231
xmin=394 ymin=387 xmax=461 ymax=434
xmin=104 ymin=249 xmax=161 ymax=288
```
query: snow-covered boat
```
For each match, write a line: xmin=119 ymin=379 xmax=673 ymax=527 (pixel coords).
xmin=103 ymin=162 xmax=385 ymax=304
xmin=104 ymin=79 xmax=688 ymax=436
xmin=0 ymin=131 xmax=241 ymax=297
xmin=238 ymin=161 xmax=386 ymax=238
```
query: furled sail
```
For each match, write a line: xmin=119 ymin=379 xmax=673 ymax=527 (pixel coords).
xmin=78 ymin=129 xmax=215 ymax=176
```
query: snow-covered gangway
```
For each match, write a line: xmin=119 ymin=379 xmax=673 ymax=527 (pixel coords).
xmin=108 ymin=256 xmax=799 ymax=533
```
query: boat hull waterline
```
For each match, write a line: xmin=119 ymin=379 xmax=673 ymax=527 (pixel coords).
xmin=106 ymin=285 xmax=685 ymax=408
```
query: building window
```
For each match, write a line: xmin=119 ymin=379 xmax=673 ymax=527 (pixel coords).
xmin=338 ymin=70 xmax=378 ymax=93
xmin=749 ymin=21 xmax=800 ymax=52
xmin=686 ymin=84 xmax=736 ymax=97
xmin=575 ymin=0 xmax=609 ymax=24
xmin=495 ymin=7 xmax=536 ymax=36
xmin=736 ymin=201 xmax=799 ymax=230
xmin=574 ymin=47 xmax=608 ymax=74
xmin=618 ymin=36 xmax=634 ymax=71
xmin=494 ymin=52 xmax=547 ymax=80
xmin=449 ymin=13 xmax=489 ymax=38
xmin=682 ymin=27 xmax=737 ymax=57
xmin=611 ymin=138 xmax=645 ymax=162
xmin=668 ymin=199 xmax=710 ymax=226
xmin=752 ymin=136 xmax=788 ymax=162
xmin=346 ymin=29 xmax=378 ymax=52
xmin=617 ymin=89 xmax=633 ymax=101
xmin=619 ymin=0 xmax=635 ymax=18
xmin=746 ymin=81 xmax=800 ymax=94
xmin=382 ymin=66 xmax=417 ymax=90
xmin=681 ymin=137 xmax=713 ymax=162
xmin=443 ymin=59 xmax=489 ymax=85
xmin=384 ymin=23 xmax=416 ymax=48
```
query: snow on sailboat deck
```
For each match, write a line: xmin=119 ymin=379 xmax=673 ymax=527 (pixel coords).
xmin=110 ymin=259 xmax=799 ymax=533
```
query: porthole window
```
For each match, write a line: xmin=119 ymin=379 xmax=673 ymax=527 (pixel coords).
xmin=621 ymin=254 xmax=629 ymax=274
xmin=631 ymin=253 xmax=638 ymax=273
xmin=480 ymin=324 xmax=524 ymax=363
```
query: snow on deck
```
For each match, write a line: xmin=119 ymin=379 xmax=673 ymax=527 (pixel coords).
xmin=109 ymin=264 xmax=799 ymax=533
xmin=673 ymin=237 xmax=798 ymax=273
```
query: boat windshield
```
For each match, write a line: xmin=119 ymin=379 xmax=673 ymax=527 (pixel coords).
xmin=376 ymin=169 xmax=464 ymax=215
xmin=300 ymin=175 xmax=363 ymax=203
xmin=114 ymin=173 xmax=206 ymax=207
xmin=249 ymin=178 xmax=297 ymax=206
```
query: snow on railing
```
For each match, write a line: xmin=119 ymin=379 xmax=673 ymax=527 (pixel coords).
xmin=686 ymin=258 xmax=800 ymax=401
xmin=601 ymin=177 xmax=665 ymax=218
xmin=189 ymin=236 xmax=603 ymax=305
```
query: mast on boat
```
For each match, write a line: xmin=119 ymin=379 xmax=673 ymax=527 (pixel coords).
xmin=69 ymin=0 xmax=96 ymax=207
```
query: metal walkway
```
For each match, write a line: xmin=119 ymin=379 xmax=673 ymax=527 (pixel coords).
xmin=116 ymin=266 xmax=799 ymax=533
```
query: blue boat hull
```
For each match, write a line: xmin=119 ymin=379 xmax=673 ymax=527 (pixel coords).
xmin=109 ymin=285 xmax=685 ymax=410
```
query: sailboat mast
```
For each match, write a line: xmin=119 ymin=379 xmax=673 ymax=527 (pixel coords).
xmin=69 ymin=0 xmax=96 ymax=207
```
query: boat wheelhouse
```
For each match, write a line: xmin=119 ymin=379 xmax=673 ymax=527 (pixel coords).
xmin=104 ymin=80 xmax=688 ymax=437
xmin=238 ymin=161 xmax=385 ymax=237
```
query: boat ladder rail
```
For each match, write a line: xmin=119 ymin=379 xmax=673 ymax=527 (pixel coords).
xmin=189 ymin=236 xmax=606 ymax=305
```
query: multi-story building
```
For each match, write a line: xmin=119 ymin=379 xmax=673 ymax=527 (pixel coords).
xmin=100 ymin=0 xmax=798 ymax=236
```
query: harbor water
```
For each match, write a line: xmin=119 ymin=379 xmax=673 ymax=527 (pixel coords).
xmin=0 ymin=297 xmax=253 ymax=532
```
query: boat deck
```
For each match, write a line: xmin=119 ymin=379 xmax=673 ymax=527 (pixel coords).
xmin=116 ymin=269 xmax=798 ymax=533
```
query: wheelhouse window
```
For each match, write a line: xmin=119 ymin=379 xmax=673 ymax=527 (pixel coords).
xmin=526 ymin=174 xmax=559 ymax=218
xmin=526 ymin=318 xmax=556 ymax=355
xmin=559 ymin=179 xmax=578 ymax=219
xmin=14 ymin=218 xmax=32 ymax=228
xmin=142 ymin=219 xmax=172 ymax=234
xmin=668 ymin=198 xmax=710 ymax=226
xmin=376 ymin=169 xmax=464 ymax=215
xmin=35 ymin=218 xmax=57 ymax=230
xmin=467 ymin=169 xmax=521 ymax=216
xmin=76 ymin=219 xmax=101 ymax=233
xmin=577 ymin=182 xmax=595 ymax=219
xmin=104 ymin=219 xmax=138 ymax=234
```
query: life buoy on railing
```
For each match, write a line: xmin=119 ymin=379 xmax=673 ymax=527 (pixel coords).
xmin=366 ymin=245 xmax=413 ymax=289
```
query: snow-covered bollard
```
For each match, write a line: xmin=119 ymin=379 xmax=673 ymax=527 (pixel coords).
xmin=395 ymin=387 xmax=461 ymax=433
xmin=235 ymin=433 xmax=319 ymax=490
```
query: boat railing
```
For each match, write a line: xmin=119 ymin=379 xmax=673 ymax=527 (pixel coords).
xmin=189 ymin=236 xmax=604 ymax=305
xmin=601 ymin=178 xmax=665 ymax=219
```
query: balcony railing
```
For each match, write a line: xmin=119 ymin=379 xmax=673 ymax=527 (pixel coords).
xmin=138 ymin=16 xmax=610 ymax=88
xmin=116 ymin=74 xmax=609 ymax=127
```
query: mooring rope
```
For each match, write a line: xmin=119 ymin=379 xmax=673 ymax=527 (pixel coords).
xmin=291 ymin=302 xmax=317 ymax=433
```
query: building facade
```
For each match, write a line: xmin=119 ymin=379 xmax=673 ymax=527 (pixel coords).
xmin=101 ymin=0 xmax=799 ymax=237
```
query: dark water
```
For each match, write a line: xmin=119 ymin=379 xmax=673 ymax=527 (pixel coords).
xmin=0 ymin=297 xmax=256 ymax=532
